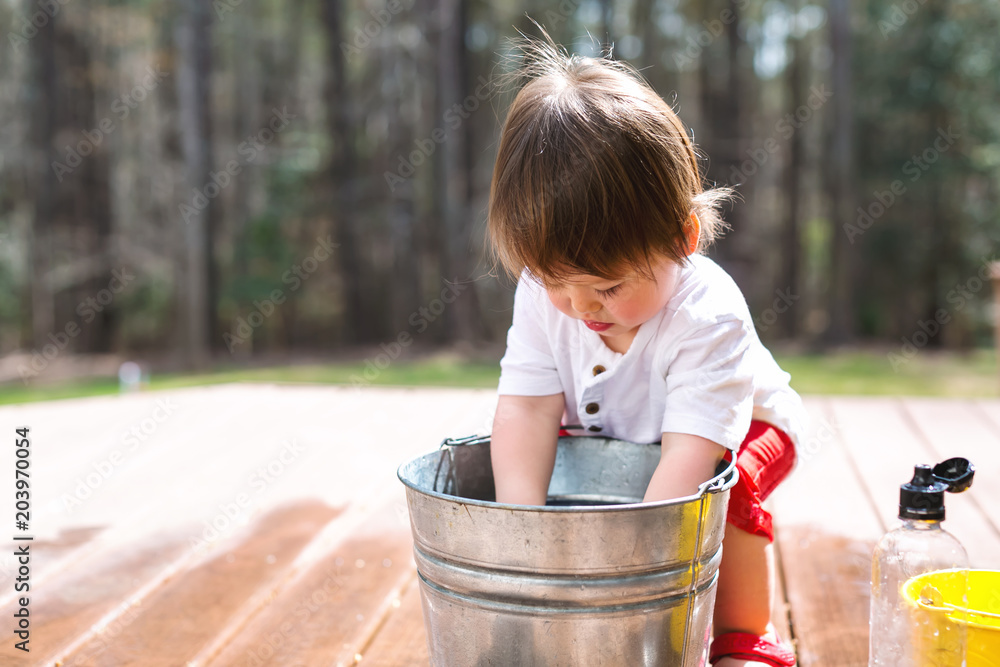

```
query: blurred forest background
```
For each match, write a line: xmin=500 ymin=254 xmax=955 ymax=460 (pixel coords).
xmin=1 ymin=0 xmax=999 ymax=384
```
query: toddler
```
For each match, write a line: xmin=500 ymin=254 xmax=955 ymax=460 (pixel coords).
xmin=487 ymin=35 xmax=807 ymax=667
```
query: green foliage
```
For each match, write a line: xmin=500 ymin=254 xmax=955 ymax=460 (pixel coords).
xmin=0 ymin=262 xmax=21 ymax=349
xmin=117 ymin=274 xmax=174 ymax=350
xmin=218 ymin=154 xmax=340 ymax=350
xmin=853 ymin=0 xmax=1000 ymax=343
xmin=0 ymin=199 xmax=24 ymax=347
xmin=7 ymin=0 xmax=1000 ymax=360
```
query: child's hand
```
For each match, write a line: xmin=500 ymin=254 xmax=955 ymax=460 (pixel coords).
xmin=642 ymin=432 xmax=727 ymax=503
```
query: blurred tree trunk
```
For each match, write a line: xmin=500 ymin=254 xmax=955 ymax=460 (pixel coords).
xmin=27 ymin=5 xmax=57 ymax=351
xmin=700 ymin=0 xmax=750 ymax=291
xmin=385 ymin=26 xmax=422 ymax=334
xmin=175 ymin=0 xmax=217 ymax=366
xmin=232 ymin=10 xmax=259 ymax=281
xmin=153 ymin=0 xmax=187 ymax=359
xmin=781 ymin=23 xmax=805 ymax=339
xmin=825 ymin=0 xmax=854 ymax=344
xmin=921 ymin=7 xmax=957 ymax=348
xmin=923 ymin=102 xmax=952 ymax=347
xmin=27 ymin=13 xmax=115 ymax=354
xmin=322 ymin=0 xmax=366 ymax=343
xmin=434 ymin=0 xmax=482 ymax=342
xmin=67 ymin=24 xmax=115 ymax=353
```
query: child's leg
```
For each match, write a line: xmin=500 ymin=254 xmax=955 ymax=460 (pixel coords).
xmin=711 ymin=421 xmax=797 ymax=663
xmin=713 ymin=522 xmax=773 ymax=636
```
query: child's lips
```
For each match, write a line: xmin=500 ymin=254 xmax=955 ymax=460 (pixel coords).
xmin=584 ymin=320 xmax=613 ymax=332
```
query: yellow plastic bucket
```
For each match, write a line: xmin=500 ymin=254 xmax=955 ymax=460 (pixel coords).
xmin=901 ymin=569 xmax=1000 ymax=667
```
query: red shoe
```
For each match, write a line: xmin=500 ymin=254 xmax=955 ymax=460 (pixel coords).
xmin=709 ymin=631 xmax=796 ymax=666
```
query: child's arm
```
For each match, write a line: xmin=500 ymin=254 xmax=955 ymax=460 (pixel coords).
xmin=643 ymin=432 xmax=727 ymax=502
xmin=491 ymin=393 xmax=565 ymax=506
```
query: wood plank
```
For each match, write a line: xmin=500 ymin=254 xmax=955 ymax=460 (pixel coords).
xmin=58 ymin=501 xmax=342 ymax=666
xmin=0 ymin=388 xmax=326 ymax=666
xmin=0 ymin=385 xmax=498 ymax=666
xmin=765 ymin=499 xmax=794 ymax=649
xmin=0 ymin=526 xmax=103 ymax=607
xmin=0 ymin=531 xmax=193 ymax=666
xmin=354 ymin=571 xmax=428 ymax=667
xmin=203 ymin=496 xmax=415 ymax=666
xmin=768 ymin=396 xmax=884 ymax=667
xmin=0 ymin=392 xmax=210 ymax=593
xmin=0 ymin=387 xmax=358 ymax=665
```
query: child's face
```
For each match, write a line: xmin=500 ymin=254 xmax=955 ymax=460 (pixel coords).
xmin=544 ymin=254 xmax=682 ymax=348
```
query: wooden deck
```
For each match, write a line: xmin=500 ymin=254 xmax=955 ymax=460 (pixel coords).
xmin=1 ymin=385 xmax=998 ymax=666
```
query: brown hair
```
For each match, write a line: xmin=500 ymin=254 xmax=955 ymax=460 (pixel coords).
xmin=487 ymin=32 xmax=732 ymax=285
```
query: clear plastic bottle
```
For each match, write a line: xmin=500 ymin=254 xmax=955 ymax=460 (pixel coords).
xmin=869 ymin=459 xmax=974 ymax=667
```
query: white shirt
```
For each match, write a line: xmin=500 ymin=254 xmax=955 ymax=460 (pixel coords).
xmin=497 ymin=255 xmax=808 ymax=456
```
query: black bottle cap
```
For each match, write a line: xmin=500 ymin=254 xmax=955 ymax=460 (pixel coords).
xmin=899 ymin=465 xmax=948 ymax=520
xmin=932 ymin=457 xmax=975 ymax=493
xmin=898 ymin=458 xmax=975 ymax=521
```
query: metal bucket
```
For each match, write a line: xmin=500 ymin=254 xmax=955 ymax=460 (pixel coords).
xmin=397 ymin=434 xmax=738 ymax=667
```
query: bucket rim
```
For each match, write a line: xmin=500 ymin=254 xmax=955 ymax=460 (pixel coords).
xmin=396 ymin=444 xmax=738 ymax=513
xmin=902 ymin=568 xmax=1000 ymax=632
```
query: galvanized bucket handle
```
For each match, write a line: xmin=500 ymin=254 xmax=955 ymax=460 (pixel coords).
xmin=699 ymin=455 xmax=739 ymax=495
xmin=434 ymin=434 xmax=492 ymax=495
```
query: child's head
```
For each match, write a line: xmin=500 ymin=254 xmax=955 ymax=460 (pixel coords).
xmin=488 ymin=35 xmax=731 ymax=287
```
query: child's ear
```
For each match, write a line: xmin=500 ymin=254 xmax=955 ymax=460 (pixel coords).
xmin=685 ymin=213 xmax=701 ymax=256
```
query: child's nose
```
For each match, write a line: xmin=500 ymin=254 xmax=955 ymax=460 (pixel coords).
xmin=568 ymin=289 xmax=600 ymax=315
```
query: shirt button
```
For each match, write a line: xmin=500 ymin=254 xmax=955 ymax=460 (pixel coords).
xmin=588 ymin=425 xmax=602 ymax=432
xmin=585 ymin=403 xmax=599 ymax=415
xmin=592 ymin=365 xmax=606 ymax=376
